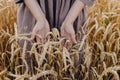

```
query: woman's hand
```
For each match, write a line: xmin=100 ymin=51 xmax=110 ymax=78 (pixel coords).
xmin=24 ymin=0 xmax=50 ymax=43
xmin=61 ymin=0 xmax=84 ymax=44
xmin=31 ymin=19 xmax=50 ymax=43
xmin=61 ymin=22 xmax=76 ymax=44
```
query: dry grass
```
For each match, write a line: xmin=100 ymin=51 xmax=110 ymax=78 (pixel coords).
xmin=0 ymin=0 xmax=120 ymax=80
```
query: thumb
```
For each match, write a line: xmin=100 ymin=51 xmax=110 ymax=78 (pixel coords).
xmin=30 ymin=31 xmax=36 ymax=41
xmin=71 ymin=33 xmax=77 ymax=44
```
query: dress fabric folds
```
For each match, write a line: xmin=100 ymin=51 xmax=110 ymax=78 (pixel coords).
xmin=15 ymin=0 xmax=95 ymax=51
xmin=15 ymin=0 xmax=95 ymax=34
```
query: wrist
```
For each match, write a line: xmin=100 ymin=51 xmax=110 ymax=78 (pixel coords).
xmin=64 ymin=15 xmax=75 ymax=25
xmin=63 ymin=19 xmax=74 ymax=26
xmin=37 ymin=15 xmax=46 ymax=22
xmin=61 ymin=21 xmax=73 ymax=29
xmin=37 ymin=18 xmax=49 ymax=28
xmin=37 ymin=16 xmax=47 ymax=23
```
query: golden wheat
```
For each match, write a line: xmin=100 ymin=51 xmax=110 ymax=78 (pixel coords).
xmin=0 ymin=0 xmax=120 ymax=80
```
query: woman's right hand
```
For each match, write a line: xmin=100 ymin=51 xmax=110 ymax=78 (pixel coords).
xmin=31 ymin=19 xmax=50 ymax=44
xmin=24 ymin=0 xmax=50 ymax=43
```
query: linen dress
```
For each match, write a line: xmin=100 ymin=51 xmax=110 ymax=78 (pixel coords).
xmin=14 ymin=0 xmax=95 ymax=75
xmin=15 ymin=0 xmax=95 ymax=49
xmin=15 ymin=0 xmax=95 ymax=33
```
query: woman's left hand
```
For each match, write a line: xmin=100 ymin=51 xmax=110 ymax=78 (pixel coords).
xmin=60 ymin=0 xmax=84 ymax=46
xmin=61 ymin=22 xmax=77 ymax=44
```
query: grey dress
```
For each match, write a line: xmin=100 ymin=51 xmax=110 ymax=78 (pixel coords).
xmin=15 ymin=0 xmax=95 ymax=33
xmin=14 ymin=0 xmax=95 ymax=51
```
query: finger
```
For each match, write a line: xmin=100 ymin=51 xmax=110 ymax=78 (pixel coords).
xmin=60 ymin=28 xmax=65 ymax=37
xmin=65 ymin=40 xmax=71 ymax=50
xmin=61 ymin=32 xmax=68 ymax=40
xmin=36 ymin=34 xmax=44 ymax=44
xmin=62 ymin=34 xmax=71 ymax=50
xmin=66 ymin=35 xmax=71 ymax=42
xmin=41 ymin=34 xmax=45 ymax=44
xmin=70 ymin=34 xmax=77 ymax=44
xmin=42 ymin=33 xmax=46 ymax=44
xmin=30 ymin=31 xmax=36 ymax=40
xmin=45 ymin=35 xmax=50 ymax=43
xmin=36 ymin=34 xmax=42 ymax=40
xmin=44 ymin=31 xmax=49 ymax=42
xmin=36 ymin=36 xmax=42 ymax=44
xmin=36 ymin=37 xmax=42 ymax=53
xmin=36 ymin=30 xmax=47 ymax=44
xmin=60 ymin=38 xmax=66 ymax=48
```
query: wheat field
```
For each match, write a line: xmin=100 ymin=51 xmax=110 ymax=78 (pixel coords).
xmin=0 ymin=0 xmax=120 ymax=80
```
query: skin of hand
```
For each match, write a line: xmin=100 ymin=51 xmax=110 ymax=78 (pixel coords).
xmin=32 ymin=19 xmax=50 ymax=44
xmin=24 ymin=0 xmax=50 ymax=43
xmin=61 ymin=0 xmax=85 ymax=44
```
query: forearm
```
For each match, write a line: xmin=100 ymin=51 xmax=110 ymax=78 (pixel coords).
xmin=64 ymin=0 xmax=84 ymax=24
xmin=24 ymin=0 xmax=45 ymax=22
